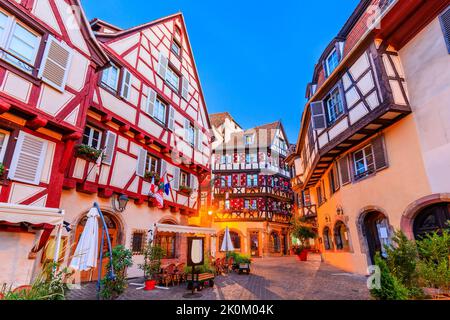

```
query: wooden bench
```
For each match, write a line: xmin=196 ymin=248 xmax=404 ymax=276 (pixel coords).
xmin=186 ymin=273 xmax=215 ymax=291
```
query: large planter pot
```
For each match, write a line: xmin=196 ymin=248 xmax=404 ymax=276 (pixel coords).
xmin=297 ymin=251 xmax=308 ymax=261
xmin=144 ymin=279 xmax=157 ymax=291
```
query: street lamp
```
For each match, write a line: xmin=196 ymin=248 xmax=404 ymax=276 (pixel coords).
xmin=112 ymin=194 xmax=129 ymax=212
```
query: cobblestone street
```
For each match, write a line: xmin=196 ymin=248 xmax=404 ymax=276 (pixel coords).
xmin=67 ymin=255 xmax=370 ymax=300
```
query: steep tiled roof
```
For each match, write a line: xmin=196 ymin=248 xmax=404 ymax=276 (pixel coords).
xmin=209 ymin=112 xmax=241 ymax=129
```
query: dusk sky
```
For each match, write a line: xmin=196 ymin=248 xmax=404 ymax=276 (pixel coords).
xmin=83 ymin=0 xmax=360 ymax=143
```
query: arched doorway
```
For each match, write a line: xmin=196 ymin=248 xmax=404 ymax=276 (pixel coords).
xmin=74 ymin=212 xmax=122 ymax=282
xmin=362 ymin=211 xmax=390 ymax=264
xmin=413 ymin=203 xmax=450 ymax=240
xmin=334 ymin=221 xmax=350 ymax=251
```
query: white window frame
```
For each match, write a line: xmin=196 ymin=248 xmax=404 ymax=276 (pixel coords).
xmin=325 ymin=48 xmax=339 ymax=76
xmin=180 ymin=171 xmax=189 ymax=187
xmin=165 ymin=66 xmax=180 ymax=92
xmin=187 ymin=122 xmax=195 ymax=146
xmin=244 ymin=134 xmax=254 ymax=145
xmin=101 ymin=64 xmax=120 ymax=92
xmin=247 ymin=174 xmax=258 ymax=187
xmin=145 ymin=153 xmax=159 ymax=174
xmin=353 ymin=145 xmax=375 ymax=178
xmin=171 ymin=40 xmax=181 ymax=56
xmin=326 ymin=87 xmax=344 ymax=125
xmin=0 ymin=129 xmax=10 ymax=162
xmin=0 ymin=11 xmax=41 ymax=74
xmin=83 ymin=125 xmax=103 ymax=150
xmin=153 ymin=98 xmax=166 ymax=124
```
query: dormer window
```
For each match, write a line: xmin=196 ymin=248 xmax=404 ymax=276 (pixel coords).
xmin=325 ymin=48 xmax=339 ymax=77
xmin=244 ymin=134 xmax=254 ymax=145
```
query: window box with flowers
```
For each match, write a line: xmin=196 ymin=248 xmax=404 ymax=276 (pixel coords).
xmin=179 ymin=185 xmax=193 ymax=196
xmin=75 ymin=144 xmax=103 ymax=162
xmin=144 ymin=171 xmax=160 ymax=184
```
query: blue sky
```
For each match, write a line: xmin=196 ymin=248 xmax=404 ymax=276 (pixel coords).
xmin=83 ymin=0 xmax=359 ymax=143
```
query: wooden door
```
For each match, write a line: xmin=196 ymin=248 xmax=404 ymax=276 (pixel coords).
xmin=74 ymin=214 xmax=119 ymax=282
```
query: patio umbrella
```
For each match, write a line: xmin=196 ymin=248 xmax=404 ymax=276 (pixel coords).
xmin=70 ymin=207 xmax=100 ymax=271
xmin=221 ymin=226 xmax=234 ymax=252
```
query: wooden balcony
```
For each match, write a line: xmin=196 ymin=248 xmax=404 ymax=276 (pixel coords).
xmin=301 ymin=204 xmax=317 ymax=219
xmin=213 ymin=162 xmax=290 ymax=178
xmin=214 ymin=209 xmax=292 ymax=224
xmin=213 ymin=185 xmax=294 ymax=202
xmin=291 ymin=175 xmax=304 ymax=192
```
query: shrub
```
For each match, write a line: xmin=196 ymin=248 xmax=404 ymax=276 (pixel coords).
xmin=0 ymin=163 xmax=5 ymax=176
xmin=139 ymin=245 xmax=164 ymax=280
xmin=75 ymin=144 xmax=103 ymax=162
xmin=370 ymin=254 xmax=409 ymax=300
xmin=226 ymin=251 xmax=251 ymax=264
xmin=184 ymin=254 xmax=215 ymax=274
xmin=416 ymin=229 xmax=450 ymax=293
xmin=100 ymin=245 xmax=133 ymax=300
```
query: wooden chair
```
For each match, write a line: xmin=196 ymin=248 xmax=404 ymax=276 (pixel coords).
xmin=227 ymin=257 xmax=234 ymax=273
xmin=162 ymin=264 xmax=176 ymax=287
xmin=221 ymin=257 xmax=229 ymax=273
xmin=214 ymin=258 xmax=223 ymax=275
xmin=173 ymin=262 xmax=185 ymax=285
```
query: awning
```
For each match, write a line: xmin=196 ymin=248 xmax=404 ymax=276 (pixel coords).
xmin=0 ymin=203 xmax=64 ymax=226
xmin=155 ymin=223 xmax=216 ymax=235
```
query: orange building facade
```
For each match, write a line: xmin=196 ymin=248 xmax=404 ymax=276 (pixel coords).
xmin=290 ymin=0 xmax=450 ymax=275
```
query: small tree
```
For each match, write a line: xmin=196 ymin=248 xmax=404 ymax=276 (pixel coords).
xmin=370 ymin=253 xmax=409 ymax=300
xmin=139 ymin=245 xmax=164 ymax=280
xmin=291 ymin=218 xmax=316 ymax=251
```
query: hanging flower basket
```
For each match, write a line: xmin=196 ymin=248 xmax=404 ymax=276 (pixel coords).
xmin=179 ymin=185 xmax=193 ymax=196
xmin=75 ymin=144 xmax=103 ymax=162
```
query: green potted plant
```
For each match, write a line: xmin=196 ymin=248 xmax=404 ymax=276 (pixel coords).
xmin=75 ymin=144 xmax=103 ymax=162
xmin=100 ymin=245 xmax=133 ymax=300
xmin=227 ymin=252 xmax=252 ymax=274
xmin=179 ymin=185 xmax=193 ymax=196
xmin=139 ymin=245 xmax=164 ymax=291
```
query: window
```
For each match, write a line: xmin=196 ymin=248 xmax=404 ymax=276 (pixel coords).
xmin=302 ymin=189 xmax=311 ymax=207
xmin=171 ymin=40 xmax=181 ymax=56
xmin=220 ymin=175 xmax=231 ymax=187
xmin=244 ymin=199 xmax=257 ymax=210
xmin=277 ymin=137 xmax=287 ymax=154
xmin=224 ymin=199 xmax=230 ymax=210
xmin=326 ymin=87 xmax=344 ymax=125
xmin=247 ymin=174 xmax=258 ymax=187
xmin=325 ymin=48 xmax=339 ymax=76
xmin=323 ymin=227 xmax=332 ymax=250
xmin=82 ymin=125 xmax=102 ymax=149
xmin=334 ymin=222 xmax=350 ymax=251
xmin=180 ymin=171 xmax=189 ymax=187
xmin=101 ymin=65 xmax=120 ymax=92
xmin=245 ymin=152 xmax=257 ymax=164
xmin=131 ymin=231 xmax=146 ymax=255
xmin=0 ymin=12 xmax=41 ymax=74
xmin=186 ymin=122 xmax=195 ymax=146
xmin=145 ymin=153 xmax=158 ymax=174
xmin=221 ymin=154 xmax=231 ymax=165
xmin=316 ymin=184 xmax=324 ymax=205
xmin=0 ymin=129 xmax=10 ymax=162
xmin=244 ymin=134 xmax=254 ymax=145
xmin=270 ymin=232 xmax=281 ymax=253
xmin=219 ymin=231 xmax=241 ymax=251
xmin=353 ymin=145 xmax=375 ymax=180
xmin=155 ymin=232 xmax=176 ymax=259
xmin=165 ymin=66 xmax=179 ymax=91
xmin=153 ymin=98 xmax=166 ymax=124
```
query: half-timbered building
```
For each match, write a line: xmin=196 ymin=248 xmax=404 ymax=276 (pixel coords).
xmin=0 ymin=0 xmax=109 ymax=286
xmin=209 ymin=113 xmax=294 ymax=258
xmin=291 ymin=0 xmax=450 ymax=274
xmin=59 ymin=13 xmax=213 ymax=281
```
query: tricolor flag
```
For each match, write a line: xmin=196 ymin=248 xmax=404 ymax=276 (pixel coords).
xmin=154 ymin=190 xmax=164 ymax=209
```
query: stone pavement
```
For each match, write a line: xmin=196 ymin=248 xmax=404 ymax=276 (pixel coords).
xmin=67 ymin=255 xmax=370 ymax=300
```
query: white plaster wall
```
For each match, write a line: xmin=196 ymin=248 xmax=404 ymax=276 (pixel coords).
xmin=399 ymin=16 xmax=450 ymax=193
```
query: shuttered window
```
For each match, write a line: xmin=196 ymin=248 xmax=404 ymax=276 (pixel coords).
xmin=172 ymin=167 xmax=180 ymax=191
xmin=439 ymin=6 xmax=450 ymax=54
xmin=167 ymin=106 xmax=175 ymax=131
xmin=157 ymin=52 xmax=168 ymax=79
xmin=153 ymin=98 xmax=166 ymax=124
xmin=338 ymin=155 xmax=351 ymax=185
xmin=82 ymin=125 xmax=102 ymax=149
xmin=181 ymin=76 xmax=189 ymax=100
xmin=102 ymin=131 xmax=117 ymax=166
xmin=372 ymin=135 xmax=388 ymax=171
xmin=120 ymin=69 xmax=132 ymax=100
xmin=8 ymin=131 xmax=47 ymax=185
xmin=39 ymin=36 xmax=72 ymax=92
xmin=329 ymin=165 xmax=340 ymax=195
xmin=101 ymin=65 xmax=120 ymax=92
xmin=311 ymin=101 xmax=327 ymax=130
xmin=185 ymin=120 xmax=195 ymax=146
xmin=145 ymin=87 xmax=157 ymax=116
xmin=136 ymin=147 xmax=147 ymax=177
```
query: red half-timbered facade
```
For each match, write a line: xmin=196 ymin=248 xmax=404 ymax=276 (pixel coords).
xmin=0 ymin=0 xmax=109 ymax=287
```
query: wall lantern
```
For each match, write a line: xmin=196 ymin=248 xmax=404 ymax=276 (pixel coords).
xmin=112 ymin=194 xmax=129 ymax=213
xmin=336 ymin=205 xmax=344 ymax=216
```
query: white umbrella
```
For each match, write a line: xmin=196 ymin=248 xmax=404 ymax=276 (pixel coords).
xmin=70 ymin=207 xmax=100 ymax=271
xmin=221 ymin=226 xmax=234 ymax=252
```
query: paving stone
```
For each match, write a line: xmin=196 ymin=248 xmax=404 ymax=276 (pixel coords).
xmin=66 ymin=255 xmax=370 ymax=300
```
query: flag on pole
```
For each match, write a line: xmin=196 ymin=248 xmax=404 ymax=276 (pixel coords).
xmin=154 ymin=190 xmax=164 ymax=209
xmin=164 ymin=181 xmax=171 ymax=196
xmin=159 ymin=175 xmax=165 ymax=192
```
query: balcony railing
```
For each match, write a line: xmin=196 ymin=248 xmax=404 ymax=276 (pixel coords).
xmin=301 ymin=204 xmax=317 ymax=218
xmin=291 ymin=175 xmax=304 ymax=191
xmin=214 ymin=209 xmax=292 ymax=223
xmin=213 ymin=185 xmax=294 ymax=201
xmin=213 ymin=162 xmax=290 ymax=177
